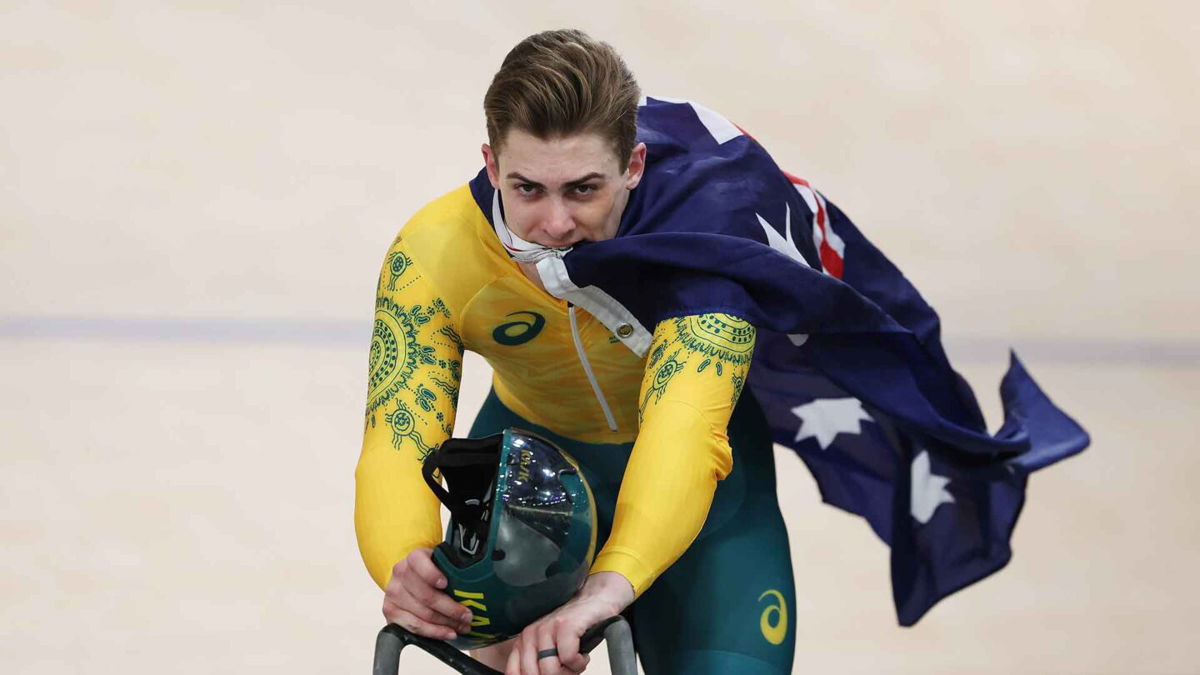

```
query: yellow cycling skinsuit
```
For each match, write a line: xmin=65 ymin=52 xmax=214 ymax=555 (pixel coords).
xmin=356 ymin=185 xmax=796 ymax=673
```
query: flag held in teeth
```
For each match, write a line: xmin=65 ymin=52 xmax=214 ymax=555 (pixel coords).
xmin=468 ymin=96 xmax=1090 ymax=626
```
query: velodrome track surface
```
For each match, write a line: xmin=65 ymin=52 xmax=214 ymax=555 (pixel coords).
xmin=2 ymin=3 xmax=1197 ymax=673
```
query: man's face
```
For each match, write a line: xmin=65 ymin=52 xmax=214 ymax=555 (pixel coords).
xmin=483 ymin=129 xmax=646 ymax=248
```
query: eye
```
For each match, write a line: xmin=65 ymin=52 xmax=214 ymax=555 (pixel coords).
xmin=572 ymin=184 xmax=598 ymax=196
xmin=514 ymin=183 xmax=539 ymax=196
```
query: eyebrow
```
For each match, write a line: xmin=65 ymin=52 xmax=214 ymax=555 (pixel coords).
xmin=506 ymin=171 xmax=606 ymax=189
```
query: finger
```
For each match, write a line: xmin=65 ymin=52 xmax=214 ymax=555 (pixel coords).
xmin=505 ymin=635 xmax=522 ymax=675
xmin=406 ymin=547 xmax=449 ymax=590
xmin=536 ymin=619 xmax=561 ymax=675
xmin=556 ymin=620 xmax=587 ymax=673
xmin=394 ymin=560 xmax=473 ymax=633
xmin=406 ymin=582 xmax=474 ymax=632
xmin=384 ymin=605 xmax=457 ymax=642
xmin=520 ymin=625 xmax=543 ymax=675
xmin=562 ymin=654 xmax=589 ymax=674
xmin=394 ymin=585 xmax=471 ymax=633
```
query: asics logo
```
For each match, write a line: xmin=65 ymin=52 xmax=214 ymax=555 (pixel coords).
xmin=758 ymin=589 xmax=788 ymax=645
xmin=493 ymin=311 xmax=545 ymax=346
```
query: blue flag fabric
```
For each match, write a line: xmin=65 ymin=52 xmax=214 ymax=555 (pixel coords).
xmin=468 ymin=96 xmax=1089 ymax=625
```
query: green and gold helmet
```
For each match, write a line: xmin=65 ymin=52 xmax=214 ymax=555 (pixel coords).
xmin=422 ymin=428 xmax=597 ymax=650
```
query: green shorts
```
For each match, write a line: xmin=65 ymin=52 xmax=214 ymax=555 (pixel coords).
xmin=469 ymin=388 xmax=797 ymax=674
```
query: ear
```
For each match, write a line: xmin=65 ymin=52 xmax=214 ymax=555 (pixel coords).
xmin=482 ymin=143 xmax=500 ymax=189
xmin=624 ymin=142 xmax=647 ymax=189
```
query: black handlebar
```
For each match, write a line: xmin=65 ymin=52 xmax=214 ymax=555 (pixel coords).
xmin=372 ymin=616 xmax=635 ymax=675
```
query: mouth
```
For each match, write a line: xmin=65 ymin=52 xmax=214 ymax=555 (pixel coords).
xmin=541 ymin=237 xmax=581 ymax=249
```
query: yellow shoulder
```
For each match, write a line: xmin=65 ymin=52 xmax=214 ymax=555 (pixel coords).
xmin=385 ymin=184 xmax=509 ymax=319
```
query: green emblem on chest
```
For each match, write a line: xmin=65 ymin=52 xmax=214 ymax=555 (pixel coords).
xmin=492 ymin=311 xmax=546 ymax=346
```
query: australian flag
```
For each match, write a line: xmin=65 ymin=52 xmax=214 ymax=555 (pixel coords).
xmin=469 ymin=96 xmax=1090 ymax=625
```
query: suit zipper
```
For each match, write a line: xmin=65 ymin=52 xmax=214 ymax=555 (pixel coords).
xmin=567 ymin=303 xmax=618 ymax=432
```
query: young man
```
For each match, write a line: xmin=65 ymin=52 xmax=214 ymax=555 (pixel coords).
xmin=356 ymin=29 xmax=1088 ymax=675
xmin=357 ymin=29 xmax=792 ymax=675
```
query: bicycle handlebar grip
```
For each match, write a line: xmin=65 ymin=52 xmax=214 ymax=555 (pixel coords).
xmin=600 ymin=617 xmax=638 ymax=675
xmin=372 ymin=626 xmax=403 ymax=675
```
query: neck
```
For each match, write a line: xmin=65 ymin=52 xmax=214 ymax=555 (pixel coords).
xmin=517 ymin=261 xmax=549 ymax=293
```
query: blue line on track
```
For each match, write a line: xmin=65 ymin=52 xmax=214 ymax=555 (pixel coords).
xmin=1 ymin=315 xmax=1197 ymax=365
xmin=0 ymin=315 xmax=368 ymax=346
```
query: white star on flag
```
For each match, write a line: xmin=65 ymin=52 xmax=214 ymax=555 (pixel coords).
xmin=790 ymin=397 xmax=873 ymax=449
xmin=757 ymin=204 xmax=813 ymax=346
xmin=910 ymin=450 xmax=955 ymax=524
xmin=757 ymin=203 xmax=808 ymax=266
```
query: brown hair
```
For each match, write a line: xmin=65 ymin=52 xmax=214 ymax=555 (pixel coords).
xmin=484 ymin=29 xmax=640 ymax=164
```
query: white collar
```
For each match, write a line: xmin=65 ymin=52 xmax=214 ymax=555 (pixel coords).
xmin=490 ymin=190 xmax=573 ymax=264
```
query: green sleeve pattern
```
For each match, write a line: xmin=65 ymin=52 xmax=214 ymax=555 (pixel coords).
xmin=366 ymin=235 xmax=464 ymax=461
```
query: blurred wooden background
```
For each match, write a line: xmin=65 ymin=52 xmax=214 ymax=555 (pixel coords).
xmin=2 ymin=1 xmax=1196 ymax=672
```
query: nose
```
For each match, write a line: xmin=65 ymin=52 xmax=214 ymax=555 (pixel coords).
xmin=539 ymin=197 xmax=576 ymax=244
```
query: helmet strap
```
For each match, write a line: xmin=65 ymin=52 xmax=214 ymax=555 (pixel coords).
xmin=422 ymin=437 xmax=505 ymax=544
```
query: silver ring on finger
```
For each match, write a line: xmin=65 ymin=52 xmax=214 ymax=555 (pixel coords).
xmin=536 ymin=647 xmax=559 ymax=660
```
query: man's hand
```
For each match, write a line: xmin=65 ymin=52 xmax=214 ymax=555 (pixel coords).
xmin=505 ymin=572 xmax=634 ymax=675
xmin=382 ymin=547 xmax=473 ymax=641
